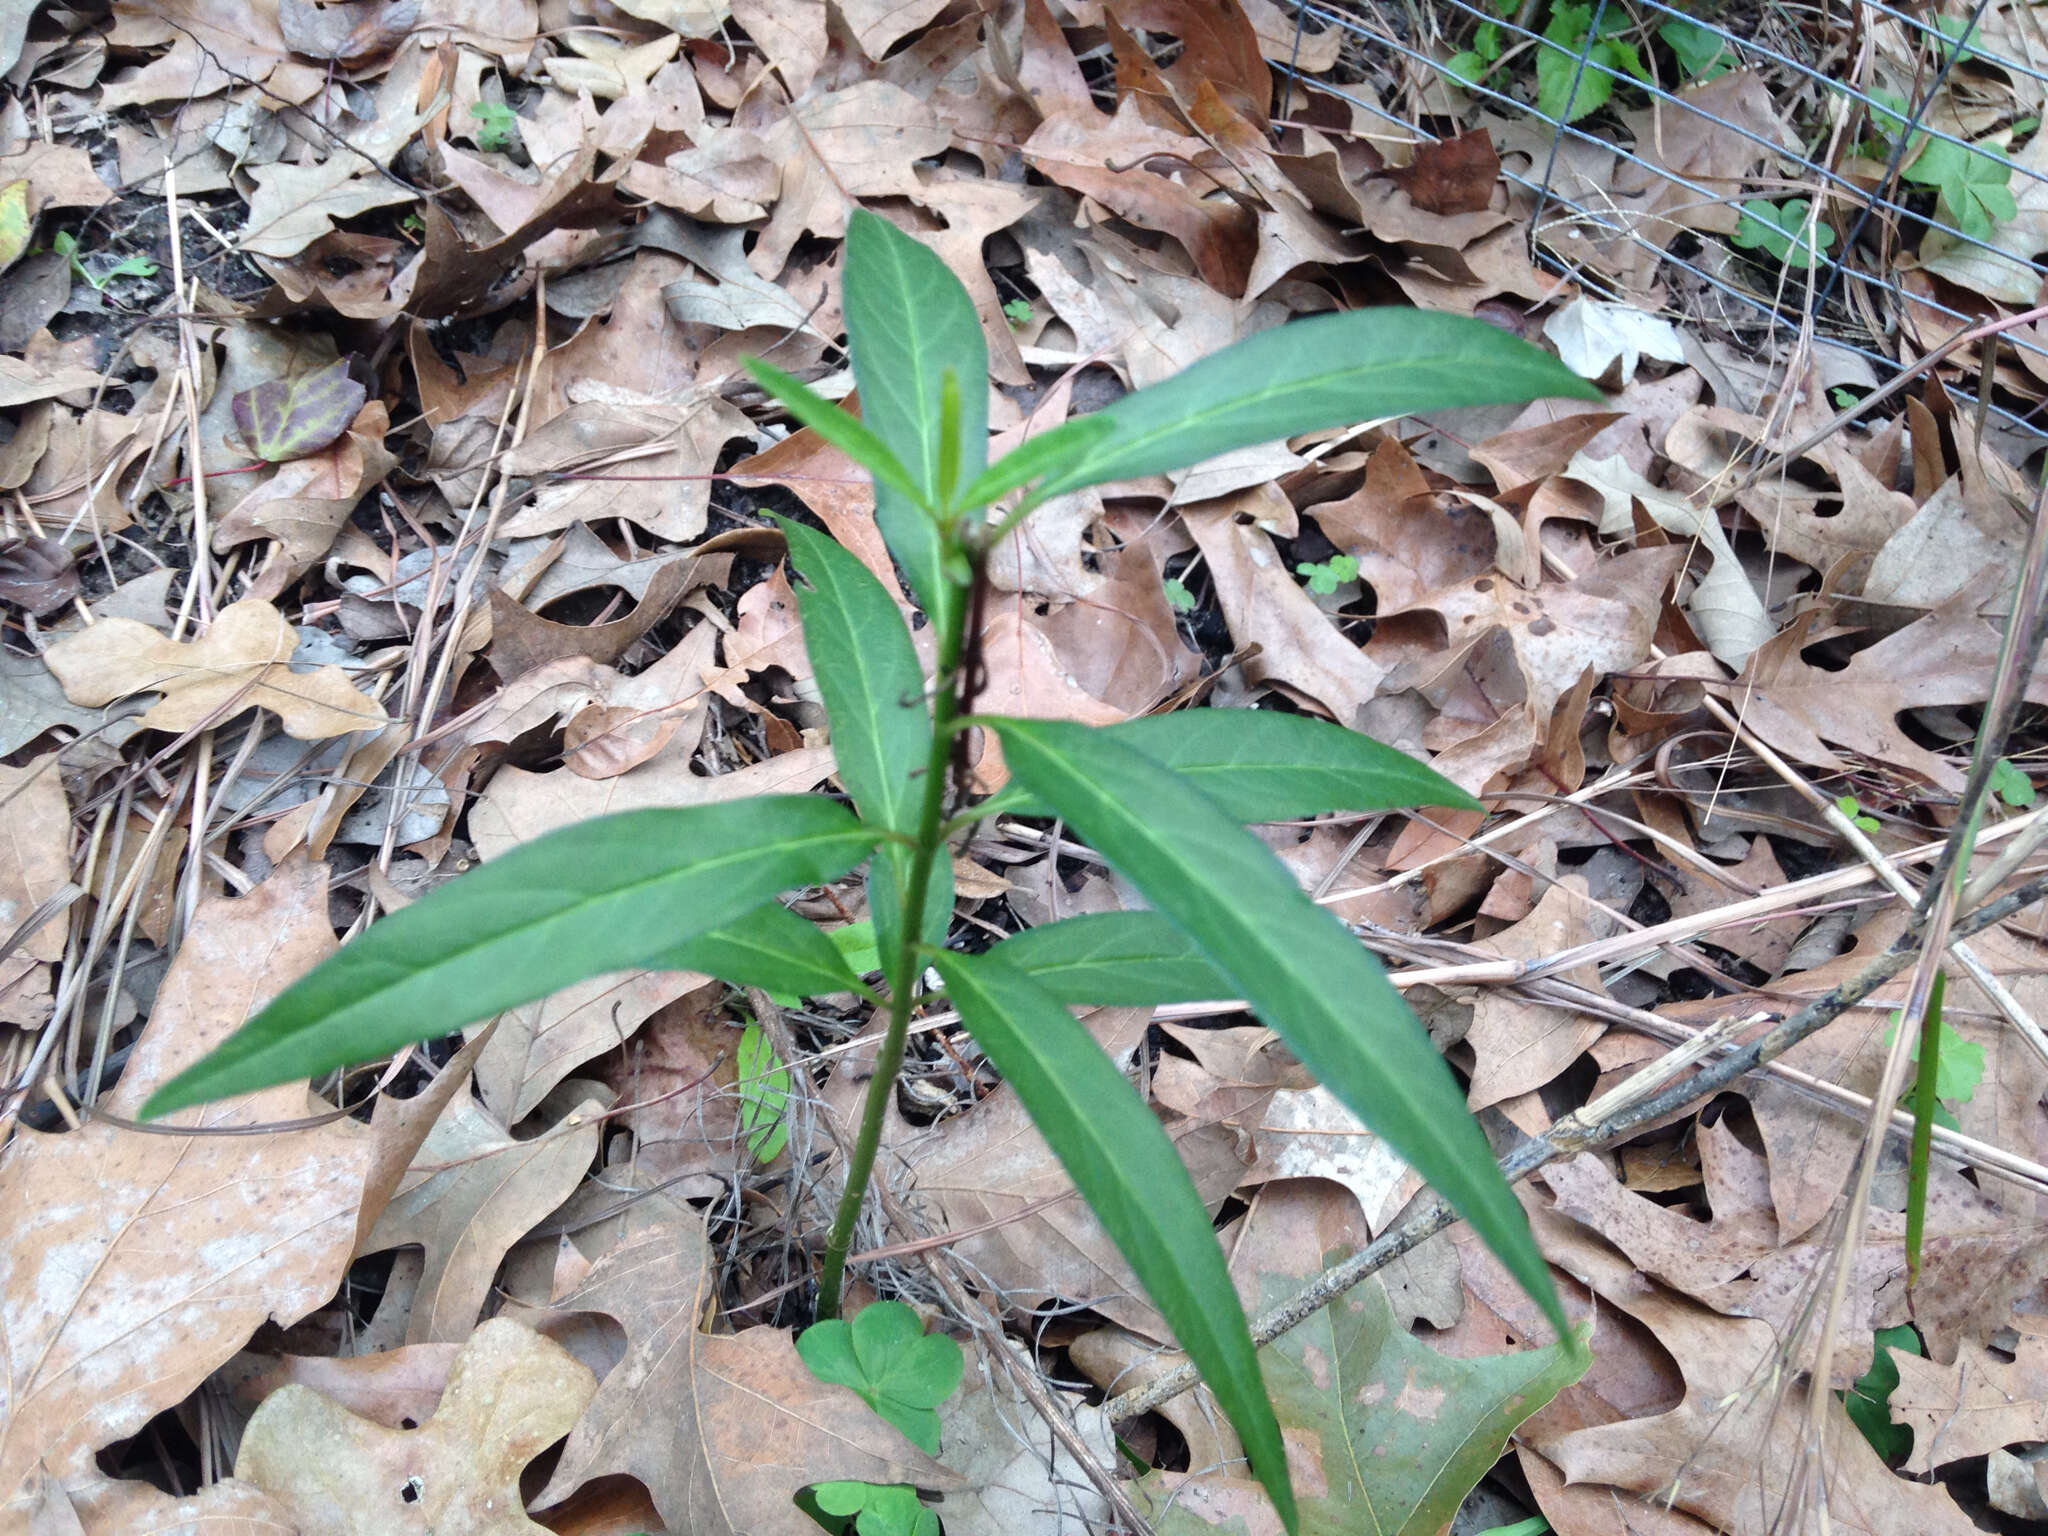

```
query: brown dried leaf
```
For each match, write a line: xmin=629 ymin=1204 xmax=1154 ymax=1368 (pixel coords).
xmin=43 ymin=598 xmax=389 ymax=740
xmin=0 ymin=863 xmax=373 ymax=1502
xmin=0 ymin=535 xmax=78 ymax=616
xmin=1386 ymin=128 xmax=1501 ymax=215
xmin=1463 ymin=876 xmax=1613 ymax=1110
xmin=360 ymin=1091 xmax=603 ymax=1344
xmin=1023 ymin=100 xmax=1257 ymax=295
xmin=213 ymin=400 xmax=397 ymax=602
xmin=237 ymin=1318 xmax=596 ymax=1536
xmin=1527 ymin=1199 xmax=1981 ymax=1535
xmin=902 ymin=1009 xmax=1250 ymax=1340
xmin=469 ymin=746 xmax=837 ymax=856
xmin=1889 ymin=1320 xmax=2048 ymax=1473
xmin=0 ymin=754 xmax=68 ymax=1028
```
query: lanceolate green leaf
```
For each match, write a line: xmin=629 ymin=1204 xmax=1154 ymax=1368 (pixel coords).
xmin=995 ymin=911 xmax=1234 ymax=1005
xmin=955 ymin=415 xmax=1115 ymax=512
xmin=1032 ymin=310 xmax=1601 ymax=501
xmin=654 ymin=899 xmax=869 ymax=1000
xmin=141 ymin=800 xmax=877 ymax=1117
xmin=996 ymin=709 xmax=1481 ymax=824
xmin=844 ymin=209 xmax=988 ymax=506
xmin=934 ymin=948 xmax=1296 ymax=1534
xmin=745 ymin=360 xmax=926 ymax=507
xmin=983 ymin=716 xmax=1565 ymax=1337
xmin=777 ymin=516 xmax=928 ymax=836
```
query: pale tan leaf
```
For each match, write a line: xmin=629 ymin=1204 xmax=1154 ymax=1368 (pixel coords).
xmin=237 ymin=1318 xmax=595 ymax=1536
xmin=0 ymin=863 xmax=372 ymax=1500
xmin=42 ymin=599 xmax=388 ymax=740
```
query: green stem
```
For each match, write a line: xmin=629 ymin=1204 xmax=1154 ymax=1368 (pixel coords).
xmin=1905 ymin=968 xmax=1946 ymax=1284
xmin=814 ymin=547 xmax=969 ymax=1319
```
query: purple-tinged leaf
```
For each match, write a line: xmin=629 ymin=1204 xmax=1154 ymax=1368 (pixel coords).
xmin=231 ymin=357 xmax=368 ymax=463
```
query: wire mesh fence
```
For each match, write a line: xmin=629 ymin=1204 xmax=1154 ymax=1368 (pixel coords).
xmin=1276 ymin=0 xmax=2048 ymax=460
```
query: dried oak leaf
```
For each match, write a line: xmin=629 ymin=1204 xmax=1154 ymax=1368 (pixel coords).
xmin=0 ymin=752 xmax=68 ymax=1028
xmin=0 ymin=863 xmax=373 ymax=1508
xmin=1131 ymin=1183 xmax=1582 ymax=1536
xmin=1386 ymin=128 xmax=1501 ymax=215
xmin=530 ymin=1221 xmax=957 ymax=1534
xmin=359 ymin=1091 xmax=603 ymax=1345
xmin=279 ymin=0 xmax=423 ymax=65
xmin=1530 ymin=1196 xmax=1981 ymax=1535
xmin=43 ymin=598 xmax=389 ymax=739
xmin=213 ymin=400 xmax=397 ymax=602
xmin=237 ymin=1317 xmax=596 ymax=1535
xmin=1889 ymin=1320 xmax=2048 ymax=1473
xmin=1723 ymin=591 xmax=2048 ymax=790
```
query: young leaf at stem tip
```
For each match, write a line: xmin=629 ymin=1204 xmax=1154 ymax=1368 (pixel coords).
xmin=745 ymin=358 xmax=927 ymax=509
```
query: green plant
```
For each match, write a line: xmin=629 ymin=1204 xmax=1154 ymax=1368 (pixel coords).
xmin=1446 ymin=0 xmax=1649 ymax=122
xmin=1535 ymin=2 xmax=1649 ymax=123
xmin=736 ymin=1021 xmax=791 ymax=1163
xmin=470 ymin=100 xmax=520 ymax=152
xmin=1843 ymin=1323 xmax=1922 ymax=1461
xmin=1657 ymin=16 xmax=1731 ymax=81
xmin=1162 ymin=575 xmax=1196 ymax=611
xmin=1296 ymin=553 xmax=1359 ymax=595
xmin=50 ymin=229 xmax=156 ymax=290
xmin=805 ymin=1481 xmax=938 ymax=1536
xmin=1903 ymin=134 xmax=2017 ymax=242
xmin=796 ymin=1301 xmax=962 ymax=1455
xmin=1001 ymin=296 xmax=1033 ymax=327
xmin=1733 ymin=199 xmax=1836 ymax=267
xmin=1834 ymin=792 xmax=1881 ymax=833
xmin=142 ymin=207 xmax=1598 ymax=1532
xmin=1993 ymin=755 xmax=2036 ymax=807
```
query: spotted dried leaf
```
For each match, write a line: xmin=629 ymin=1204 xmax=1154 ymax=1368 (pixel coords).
xmin=0 ymin=864 xmax=373 ymax=1506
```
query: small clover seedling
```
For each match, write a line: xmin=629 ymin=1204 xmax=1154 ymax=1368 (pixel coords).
xmin=807 ymin=1481 xmax=938 ymax=1536
xmin=1904 ymin=136 xmax=2017 ymax=242
xmin=796 ymin=1301 xmax=963 ymax=1456
xmin=1733 ymin=199 xmax=1835 ymax=267
xmin=1536 ymin=2 xmax=1649 ymax=124
xmin=1001 ymin=297 xmax=1033 ymax=327
xmin=1163 ymin=576 xmax=1196 ymax=611
xmin=1834 ymin=793 xmax=1881 ymax=833
xmin=1992 ymin=755 xmax=2035 ymax=807
xmin=470 ymin=100 xmax=520 ymax=152
xmin=1296 ymin=554 xmax=1359 ymax=595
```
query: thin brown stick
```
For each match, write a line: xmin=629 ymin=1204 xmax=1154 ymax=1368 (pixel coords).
xmin=1100 ymin=868 xmax=2048 ymax=1425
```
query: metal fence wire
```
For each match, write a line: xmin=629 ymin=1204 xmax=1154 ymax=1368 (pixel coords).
xmin=1276 ymin=0 xmax=2048 ymax=458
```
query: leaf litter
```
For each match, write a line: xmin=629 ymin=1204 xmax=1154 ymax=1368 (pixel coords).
xmin=3 ymin=2 xmax=2048 ymax=1533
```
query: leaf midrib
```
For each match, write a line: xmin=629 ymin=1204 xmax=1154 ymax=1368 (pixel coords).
xmin=1005 ymin=734 xmax=1462 ymax=1165
xmin=296 ymin=820 xmax=871 ymax=1022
